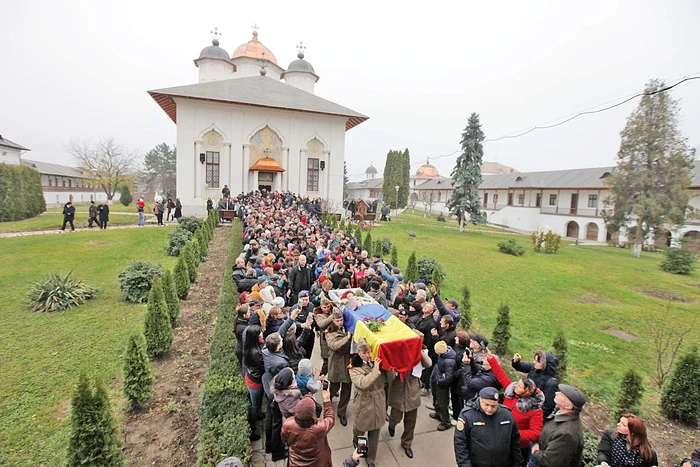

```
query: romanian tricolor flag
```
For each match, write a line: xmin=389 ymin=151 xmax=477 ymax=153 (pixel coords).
xmin=343 ymin=304 xmax=422 ymax=378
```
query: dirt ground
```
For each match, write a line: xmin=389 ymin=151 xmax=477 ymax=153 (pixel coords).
xmin=582 ymin=400 xmax=700 ymax=466
xmin=123 ymin=226 xmax=230 ymax=467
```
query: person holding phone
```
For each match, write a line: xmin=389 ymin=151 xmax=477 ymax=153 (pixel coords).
xmin=349 ymin=338 xmax=396 ymax=467
xmin=281 ymin=385 xmax=335 ymax=467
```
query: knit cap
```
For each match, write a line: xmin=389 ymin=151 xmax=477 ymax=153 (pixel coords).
xmin=295 ymin=397 xmax=317 ymax=421
xmin=434 ymin=340 xmax=448 ymax=355
xmin=298 ymin=359 xmax=313 ymax=377
xmin=274 ymin=368 xmax=294 ymax=390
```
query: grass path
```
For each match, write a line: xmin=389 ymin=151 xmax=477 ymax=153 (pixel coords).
xmin=0 ymin=227 xmax=176 ymax=466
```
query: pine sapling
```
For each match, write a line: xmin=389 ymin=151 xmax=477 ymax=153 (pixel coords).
xmin=123 ymin=332 xmax=154 ymax=410
xmin=182 ymin=244 xmax=197 ymax=283
xmin=552 ymin=330 xmax=568 ymax=382
xmin=161 ymin=269 xmax=180 ymax=326
xmin=363 ymin=232 xmax=372 ymax=256
xmin=460 ymin=285 xmax=472 ymax=330
xmin=431 ymin=263 xmax=446 ymax=294
xmin=614 ymin=369 xmax=645 ymax=420
xmin=174 ymin=256 xmax=190 ymax=299
xmin=143 ymin=277 xmax=173 ymax=358
xmin=405 ymin=251 xmax=418 ymax=283
xmin=492 ymin=304 xmax=511 ymax=356
xmin=661 ymin=346 xmax=700 ymax=424
xmin=390 ymin=245 xmax=399 ymax=268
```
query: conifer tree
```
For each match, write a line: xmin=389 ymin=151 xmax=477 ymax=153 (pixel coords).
xmin=431 ymin=263 xmax=446 ymax=294
xmin=161 ymin=269 xmax=180 ymax=326
xmin=67 ymin=374 xmax=125 ymax=467
xmin=182 ymin=244 xmax=197 ymax=283
xmin=460 ymin=285 xmax=472 ymax=330
xmin=174 ymin=256 xmax=190 ymax=299
xmin=144 ymin=277 xmax=173 ymax=357
xmin=354 ymin=226 xmax=363 ymax=247
xmin=552 ymin=330 xmax=568 ymax=381
xmin=447 ymin=112 xmax=486 ymax=231
xmin=661 ymin=346 xmax=700 ymax=424
xmin=400 ymin=148 xmax=411 ymax=208
xmin=373 ymin=239 xmax=383 ymax=259
xmin=614 ymin=369 xmax=645 ymax=420
xmin=192 ymin=237 xmax=202 ymax=267
xmin=390 ymin=245 xmax=399 ymax=267
xmin=491 ymin=304 xmax=511 ymax=355
xmin=405 ymin=251 xmax=418 ymax=283
xmin=123 ymin=332 xmax=154 ymax=410
xmin=363 ymin=232 xmax=372 ymax=255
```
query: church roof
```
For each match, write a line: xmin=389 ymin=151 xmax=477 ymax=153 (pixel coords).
xmin=347 ymin=178 xmax=383 ymax=190
xmin=194 ymin=39 xmax=235 ymax=67
xmin=148 ymin=76 xmax=368 ymax=131
xmin=280 ymin=52 xmax=319 ymax=82
xmin=365 ymin=164 xmax=377 ymax=174
xmin=414 ymin=159 xmax=440 ymax=178
xmin=232 ymin=31 xmax=278 ymax=65
xmin=249 ymin=157 xmax=285 ymax=172
xmin=22 ymin=159 xmax=90 ymax=178
xmin=481 ymin=161 xmax=519 ymax=174
xmin=0 ymin=135 xmax=29 ymax=151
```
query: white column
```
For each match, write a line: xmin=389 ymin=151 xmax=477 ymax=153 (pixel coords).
xmin=325 ymin=151 xmax=331 ymax=201
xmin=223 ymin=143 xmax=232 ymax=192
xmin=282 ymin=148 xmax=289 ymax=191
xmin=253 ymin=171 xmax=259 ymax=191
xmin=242 ymin=146 xmax=250 ymax=193
xmin=298 ymin=150 xmax=305 ymax=195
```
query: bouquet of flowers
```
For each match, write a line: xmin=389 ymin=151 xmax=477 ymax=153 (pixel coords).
xmin=364 ymin=317 xmax=386 ymax=333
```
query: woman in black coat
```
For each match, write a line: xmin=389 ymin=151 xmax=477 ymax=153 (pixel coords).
xmin=243 ymin=324 xmax=265 ymax=441
xmin=97 ymin=201 xmax=110 ymax=229
xmin=174 ymin=198 xmax=182 ymax=219
xmin=61 ymin=201 xmax=76 ymax=231
xmin=234 ymin=307 xmax=250 ymax=376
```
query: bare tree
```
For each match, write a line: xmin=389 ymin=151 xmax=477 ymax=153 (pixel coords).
xmin=66 ymin=137 xmax=138 ymax=200
xmin=645 ymin=310 xmax=696 ymax=388
xmin=409 ymin=192 xmax=419 ymax=214
xmin=419 ymin=190 xmax=435 ymax=217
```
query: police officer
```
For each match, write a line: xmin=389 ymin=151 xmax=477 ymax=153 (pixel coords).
xmin=454 ymin=386 xmax=522 ymax=467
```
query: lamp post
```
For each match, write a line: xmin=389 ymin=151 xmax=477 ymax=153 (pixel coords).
xmin=394 ymin=185 xmax=400 ymax=219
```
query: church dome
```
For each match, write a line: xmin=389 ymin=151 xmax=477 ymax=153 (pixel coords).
xmin=415 ymin=159 xmax=439 ymax=178
xmin=365 ymin=164 xmax=377 ymax=174
xmin=196 ymin=38 xmax=231 ymax=62
xmin=232 ymin=30 xmax=278 ymax=65
xmin=281 ymin=51 xmax=319 ymax=81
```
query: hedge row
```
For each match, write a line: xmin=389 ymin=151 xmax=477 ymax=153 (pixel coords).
xmin=198 ymin=219 xmax=252 ymax=466
xmin=0 ymin=163 xmax=46 ymax=221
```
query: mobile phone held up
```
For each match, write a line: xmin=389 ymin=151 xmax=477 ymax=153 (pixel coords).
xmin=322 ymin=379 xmax=329 ymax=391
xmin=357 ymin=436 xmax=368 ymax=456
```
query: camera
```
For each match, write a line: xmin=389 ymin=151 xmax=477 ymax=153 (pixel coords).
xmin=357 ymin=436 xmax=368 ymax=457
xmin=322 ymin=379 xmax=329 ymax=391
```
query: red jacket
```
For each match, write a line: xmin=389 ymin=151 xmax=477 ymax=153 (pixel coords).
xmin=488 ymin=355 xmax=544 ymax=447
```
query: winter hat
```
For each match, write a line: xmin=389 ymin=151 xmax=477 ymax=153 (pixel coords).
xmin=414 ymin=282 xmax=427 ymax=291
xmin=298 ymin=359 xmax=313 ymax=377
xmin=257 ymin=277 xmax=268 ymax=286
xmin=272 ymin=297 xmax=285 ymax=308
xmin=273 ymin=263 xmax=282 ymax=271
xmin=217 ymin=457 xmax=244 ymax=467
xmin=447 ymin=298 xmax=459 ymax=308
xmin=299 ymin=290 xmax=310 ymax=298
xmin=479 ymin=387 xmax=499 ymax=401
xmin=295 ymin=397 xmax=317 ymax=421
xmin=274 ymin=368 xmax=294 ymax=390
xmin=357 ymin=337 xmax=370 ymax=353
xmin=470 ymin=334 xmax=489 ymax=348
xmin=558 ymin=384 xmax=587 ymax=410
xmin=434 ymin=340 xmax=448 ymax=355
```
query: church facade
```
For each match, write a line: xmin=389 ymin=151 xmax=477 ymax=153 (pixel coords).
xmin=148 ymin=28 xmax=368 ymax=215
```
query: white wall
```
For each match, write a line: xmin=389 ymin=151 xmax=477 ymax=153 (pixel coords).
xmin=198 ymin=59 xmax=235 ymax=83
xmin=44 ymin=190 xmax=121 ymax=205
xmin=1 ymin=148 xmax=22 ymax=165
xmin=284 ymin=72 xmax=315 ymax=94
xmin=175 ymin=99 xmax=347 ymax=215
xmin=229 ymin=57 xmax=283 ymax=80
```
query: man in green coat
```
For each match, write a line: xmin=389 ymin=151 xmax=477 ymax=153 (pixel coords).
xmin=531 ymin=384 xmax=586 ymax=467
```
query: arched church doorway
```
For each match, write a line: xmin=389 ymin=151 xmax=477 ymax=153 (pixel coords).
xmin=655 ymin=229 xmax=672 ymax=248
xmin=585 ymin=223 xmax=599 ymax=241
xmin=566 ymin=221 xmax=579 ymax=238
xmin=258 ymin=172 xmax=273 ymax=193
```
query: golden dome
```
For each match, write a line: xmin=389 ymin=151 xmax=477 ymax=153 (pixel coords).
xmin=415 ymin=158 xmax=440 ymax=178
xmin=231 ymin=31 xmax=278 ymax=65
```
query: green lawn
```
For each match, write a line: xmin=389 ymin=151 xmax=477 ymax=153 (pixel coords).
xmin=0 ymin=228 xmax=176 ymax=466
xmin=394 ymin=209 xmax=503 ymax=231
xmin=45 ymin=203 xmax=143 ymax=214
xmin=380 ymin=212 xmax=699 ymax=411
xmin=0 ymin=213 xmax=154 ymax=233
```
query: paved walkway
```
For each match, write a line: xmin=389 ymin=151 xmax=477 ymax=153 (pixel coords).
xmin=0 ymin=221 xmax=177 ymax=238
xmin=250 ymin=342 xmax=458 ymax=467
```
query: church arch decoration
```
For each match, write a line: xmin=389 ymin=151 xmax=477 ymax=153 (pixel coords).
xmin=250 ymin=125 xmax=284 ymax=162
xmin=197 ymin=123 xmax=228 ymax=142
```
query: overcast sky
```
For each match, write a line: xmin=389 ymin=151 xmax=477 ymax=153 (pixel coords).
xmin=2 ymin=0 xmax=698 ymax=181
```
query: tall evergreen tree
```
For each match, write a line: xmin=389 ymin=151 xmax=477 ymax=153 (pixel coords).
xmin=343 ymin=161 xmax=349 ymax=199
xmin=123 ymin=332 xmax=154 ymax=410
xmin=362 ymin=232 xmax=373 ymax=255
xmin=491 ymin=304 xmax=511 ymax=355
xmin=603 ymin=79 xmax=696 ymax=258
xmin=405 ymin=251 xmax=418 ymax=283
xmin=143 ymin=277 xmax=173 ymax=357
xmin=382 ymin=150 xmax=397 ymax=207
xmin=161 ymin=269 xmax=180 ymax=326
xmin=400 ymin=148 xmax=411 ymax=208
xmin=174 ymin=256 xmax=190 ymax=299
xmin=67 ymin=374 xmax=125 ymax=467
xmin=390 ymin=245 xmax=399 ymax=267
xmin=614 ymin=369 xmax=644 ymax=420
xmin=119 ymin=184 xmax=133 ymax=206
xmin=448 ymin=113 xmax=486 ymax=231
xmin=143 ymin=142 xmax=177 ymax=197
xmin=459 ymin=285 xmax=472 ymax=330
xmin=552 ymin=330 xmax=568 ymax=381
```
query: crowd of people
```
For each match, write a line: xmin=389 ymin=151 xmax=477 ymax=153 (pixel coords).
xmin=224 ymin=189 xmax=687 ymax=467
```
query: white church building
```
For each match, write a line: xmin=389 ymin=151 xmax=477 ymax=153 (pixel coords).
xmin=148 ymin=28 xmax=368 ymax=215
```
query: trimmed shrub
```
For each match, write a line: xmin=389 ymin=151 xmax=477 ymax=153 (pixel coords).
xmin=182 ymin=244 xmax=197 ymax=283
xmin=123 ymin=332 xmax=154 ymax=410
xmin=417 ymin=256 xmax=439 ymax=282
xmin=174 ymin=256 xmax=190 ymax=299
xmin=661 ymin=346 xmax=700 ymax=425
xmin=362 ymin=232 xmax=372 ymax=255
xmin=26 ymin=271 xmax=98 ymax=312
xmin=166 ymin=228 xmax=193 ymax=256
xmin=390 ymin=245 xmax=399 ymax=267
xmin=552 ymin=330 xmax=568 ymax=382
xmin=372 ymin=239 xmax=383 ymax=259
xmin=614 ymin=369 xmax=644 ymax=420
xmin=354 ymin=227 xmax=363 ymax=247
xmin=660 ymin=248 xmax=696 ymax=275
xmin=161 ymin=269 xmax=180 ymax=326
xmin=191 ymin=237 xmax=202 ymax=267
xmin=119 ymin=185 xmax=132 ymax=206
xmin=491 ymin=304 xmax=511 ymax=356
xmin=198 ymin=415 xmax=251 ymax=467
xmin=460 ymin=285 xmax=472 ymax=330
xmin=66 ymin=374 xmax=125 ymax=467
xmin=380 ymin=237 xmax=393 ymax=255
xmin=581 ymin=426 xmax=600 ymax=467
xmin=498 ymin=238 xmax=525 ymax=256
xmin=431 ymin=263 xmax=446 ymax=293
xmin=194 ymin=230 xmax=207 ymax=260
xmin=177 ymin=215 xmax=203 ymax=233
xmin=143 ymin=277 xmax=173 ymax=358
xmin=117 ymin=261 xmax=164 ymax=303
xmin=532 ymin=230 xmax=562 ymax=254
xmin=405 ymin=251 xmax=418 ymax=283
xmin=436 ymin=212 xmax=446 ymax=222
xmin=0 ymin=164 xmax=46 ymax=221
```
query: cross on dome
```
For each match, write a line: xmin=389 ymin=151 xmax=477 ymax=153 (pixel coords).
xmin=210 ymin=27 xmax=221 ymax=46
xmin=252 ymin=23 xmax=259 ymax=37
xmin=297 ymin=42 xmax=306 ymax=59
